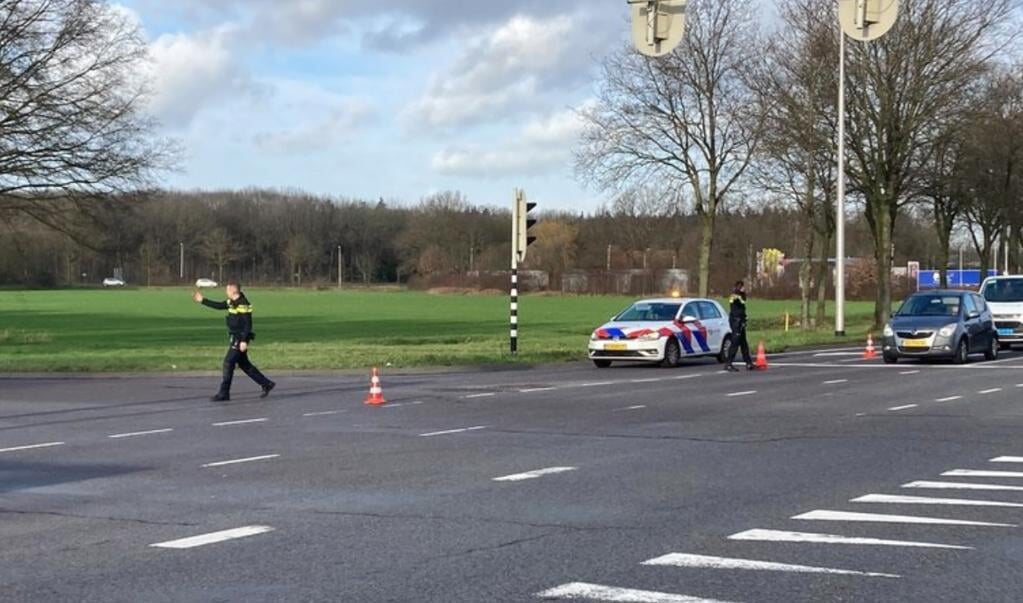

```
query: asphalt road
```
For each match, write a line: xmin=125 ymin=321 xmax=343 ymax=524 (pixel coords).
xmin=3 ymin=347 xmax=1023 ymax=602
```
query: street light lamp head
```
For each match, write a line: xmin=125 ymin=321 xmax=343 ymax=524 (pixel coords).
xmin=838 ymin=0 xmax=899 ymax=41
xmin=628 ymin=0 xmax=686 ymax=57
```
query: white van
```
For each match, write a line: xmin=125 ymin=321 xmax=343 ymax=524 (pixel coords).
xmin=980 ymin=276 xmax=1023 ymax=349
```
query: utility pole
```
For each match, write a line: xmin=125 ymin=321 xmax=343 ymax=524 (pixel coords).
xmin=835 ymin=0 xmax=900 ymax=335
xmin=179 ymin=242 xmax=184 ymax=281
xmin=337 ymin=246 xmax=343 ymax=288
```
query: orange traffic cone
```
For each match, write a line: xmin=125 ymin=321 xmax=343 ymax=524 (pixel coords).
xmin=863 ymin=334 xmax=878 ymax=360
xmin=754 ymin=341 xmax=769 ymax=370
xmin=365 ymin=368 xmax=386 ymax=406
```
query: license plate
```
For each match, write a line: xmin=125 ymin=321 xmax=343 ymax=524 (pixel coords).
xmin=605 ymin=343 xmax=628 ymax=352
xmin=998 ymin=328 xmax=1014 ymax=337
xmin=903 ymin=339 xmax=929 ymax=348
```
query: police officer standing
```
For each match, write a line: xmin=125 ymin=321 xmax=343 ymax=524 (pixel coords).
xmin=193 ymin=281 xmax=275 ymax=401
xmin=725 ymin=280 xmax=753 ymax=372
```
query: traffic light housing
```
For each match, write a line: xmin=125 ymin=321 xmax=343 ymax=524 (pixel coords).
xmin=628 ymin=0 xmax=686 ymax=57
xmin=512 ymin=189 xmax=538 ymax=266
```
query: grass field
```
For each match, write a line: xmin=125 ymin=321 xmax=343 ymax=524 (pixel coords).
xmin=0 ymin=288 xmax=882 ymax=372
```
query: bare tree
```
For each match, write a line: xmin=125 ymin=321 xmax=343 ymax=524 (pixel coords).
xmin=0 ymin=0 xmax=176 ymax=235
xmin=842 ymin=0 xmax=1014 ymax=325
xmin=577 ymin=0 xmax=764 ymax=296
xmin=198 ymin=228 xmax=238 ymax=284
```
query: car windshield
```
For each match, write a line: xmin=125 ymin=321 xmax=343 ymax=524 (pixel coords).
xmin=616 ymin=302 xmax=681 ymax=322
xmin=897 ymin=295 xmax=961 ymax=317
xmin=981 ymin=279 xmax=1023 ymax=303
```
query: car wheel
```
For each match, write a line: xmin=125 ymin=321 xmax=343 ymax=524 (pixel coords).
xmin=716 ymin=336 xmax=733 ymax=364
xmin=883 ymin=354 xmax=898 ymax=364
xmin=593 ymin=359 xmax=612 ymax=369
xmin=985 ymin=336 xmax=999 ymax=361
xmin=661 ymin=338 xmax=681 ymax=368
xmin=953 ymin=338 xmax=970 ymax=365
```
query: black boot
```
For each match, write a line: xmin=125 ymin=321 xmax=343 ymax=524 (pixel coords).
xmin=260 ymin=381 xmax=276 ymax=399
xmin=724 ymin=365 xmax=740 ymax=373
xmin=210 ymin=392 xmax=230 ymax=402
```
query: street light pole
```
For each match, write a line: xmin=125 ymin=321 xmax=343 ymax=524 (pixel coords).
xmin=835 ymin=28 xmax=847 ymax=337
xmin=179 ymin=242 xmax=184 ymax=281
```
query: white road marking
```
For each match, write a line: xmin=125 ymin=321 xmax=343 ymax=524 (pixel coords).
xmin=615 ymin=405 xmax=647 ymax=411
xmin=903 ymin=480 xmax=1023 ymax=492
xmin=900 ymin=370 xmax=921 ymax=375
xmin=815 ymin=352 xmax=862 ymax=357
xmin=630 ymin=378 xmax=663 ymax=384
xmin=792 ymin=509 xmax=1015 ymax=527
xmin=728 ymin=529 xmax=971 ymax=550
xmin=1017 ymin=383 xmax=1023 ymax=388
xmin=979 ymin=388 xmax=1003 ymax=395
xmin=642 ymin=553 xmax=899 ymax=578
xmin=150 ymin=526 xmax=274 ymax=549
xmin=991 ymin=456 xmax=1023 ymax=463
xmin=726 ymin=391 xmax=756 ymax=398
xmin=888 ymin=404 xmax=918 ymax=412
xmin=465 ymin=393 xmax=496 ymax=399
xmin=302 ymin=410 xmax=342 ymax=417
xmin=519 ymin=387 xmax=556 ymax=393
xmin=418 ymin=426 xmax=487 ymax=437
xmin=823 ymin=379 xmax=849 ymax=385
xmin=108 ymin=428 xmax=174 ymax=439
xmin=212 ymin=418 xmax=268 ymax=427
xmin=943 ymin=469 xmax=1023 ymax=478
xmin=852 ymin=493 xmax=1023 ymax=508
xmin=935 ymin=396 xmax=963 ymax=402
xmin=579 ymin=381 xmax=615 ymax=387
xmin=670 ymin=374 xmax=703 ymax=380
xmin=0 ymin=441 xmax=64 ymax=453
xmin=493 ymin=466 xmax=577 ymax=482
xmin=201 ymin=454 xmax=280 ymax=468
xmin=537 ymin=582 xmax=736 ymax=603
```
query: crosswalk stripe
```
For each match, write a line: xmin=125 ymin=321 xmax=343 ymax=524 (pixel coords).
xmin=902 ymin=480 xmax=1023 ymax=492
xmin=642 ymin=553 xmax=898 ymax=578
xmin=990 ymin=456 xmax=1023 ymax=463
xmin=792 ymin=509 xmax=1015 ymax=527
xmin=537 ymin=582 xmax=737 ymax=603
xmin=728 ymin=529 xmax=971 ymax=550
xmin=493 ymin=467 xmax=577 ymax=482
xmin=150 ymin=526 xmax=274 ymax=549
xmin=851 ymin=493 xmax=1023 ymax=508
xmin=943 ymin=469 xmax=1023 ymax=478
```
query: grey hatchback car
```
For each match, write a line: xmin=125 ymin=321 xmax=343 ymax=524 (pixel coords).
xmin=882 ymin=290 xmax=999 ymax=364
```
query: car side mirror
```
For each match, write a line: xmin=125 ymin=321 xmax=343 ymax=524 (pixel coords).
xmin=681 ymin=315 xmax=698 ymax=324
xmin=968 ymin=311 xmax=980 ymax=319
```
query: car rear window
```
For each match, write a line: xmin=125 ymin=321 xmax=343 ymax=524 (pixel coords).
xmin=616 ymin=303 xmax=681 ymax=322
xmin=898 ymin=295 xmax=961 ymax=317
xmin=981 ymin=279 xmax=1023 ymax=303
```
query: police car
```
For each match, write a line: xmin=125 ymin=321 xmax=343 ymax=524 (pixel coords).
xmin=588 ymin=297 xmax=733 ymax=368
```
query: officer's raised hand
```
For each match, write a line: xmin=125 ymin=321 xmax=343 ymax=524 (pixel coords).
xmin=192 ymin=290 xmax=203 ymax=303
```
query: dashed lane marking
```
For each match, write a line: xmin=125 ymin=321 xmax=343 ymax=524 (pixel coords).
xmin=900 ymin=370 xmax=920 ymax=375
xmin=943 ymin=469 xmax=1023 ymax=478
xmin=212 ymin=418 xmax=268 ymax=427
xmin=726 ymin=391 xmax=756 ymax=398
xmin=990 ymin=456 xmax=1023 ymax=463
xmin=903 ymin=480 xmax=1023 ymax=492
xmin=150 ymin=526 xmax=274 ymax=549
xmin=579 ymin=382 xmax=615 ymax=388
xmin=851 ymin=493 xmax=1023 ymax=508
xmin=792 ymin=509 xmax=1016 ymax=527
xmin=823 ymin=379 xmax=849 ymax=385
xmin=642 ymin=553 xmax=899 ymax=578
xmin=615 ymin=405 xmax=647 ymax=412
xmin=888 ymin=404 xmax=918 ymax=412
xmin=537 ymin=582 xmax=737 ymax=603
xmin=728 ymin=529 xmax=972 ymax=550
xmin=201 ymin=454 xmax=280 ymax=468
xmin=464 ymin=393 xmax=496 ymax=399
xmin=302 ymin=410 xmax=342 ymax=417
xmin=493 ymin=466 xmax=577 ymax=482
xmin=418 ymin=426 xmax=487 ymax=437
xmin=979 ymin=388 xmax=1003 ymax=395
xmin=0 ymin=442 xmax=65 ymax=453
xmin=935 ymin=396 xmax=963 ymax=402
xmin=108 ymin=428 xmax=174 ymax=439
xmin=519 ymin=387 xmax=556 ymax=393
xmin=630 ymin=378 xmax=663 ymax=384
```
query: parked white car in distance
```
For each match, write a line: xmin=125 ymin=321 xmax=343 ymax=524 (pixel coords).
xmin=195 ymin=278 xmax=219 ymax=288
xmin=102 ymin=277 xmax=125 ymax=287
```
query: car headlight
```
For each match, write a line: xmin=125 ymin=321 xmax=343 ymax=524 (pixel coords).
xmin=639 ymin=332 xmax=662 ymax=341
xmin=590 ymin=332 xmax=601 ymax=341
xmin=883 ymin=324 xmax=894 ymax=337
xmin=939 ymin=324 xmax=957 ymax=337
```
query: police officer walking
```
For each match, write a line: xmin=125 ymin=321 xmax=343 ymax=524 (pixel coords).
xmin=725 ymin=280 xmax=753 ymax=372
xmin=193 ymin=281 xmax=275 ymax=401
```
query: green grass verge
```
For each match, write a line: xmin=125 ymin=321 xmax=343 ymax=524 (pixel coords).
xmin=0 ymin=288 xmax=881 ymax=372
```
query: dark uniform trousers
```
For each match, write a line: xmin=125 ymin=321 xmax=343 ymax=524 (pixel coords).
xmin=220 ymin=337 xmax=271 ymax=395
xmin=727 ymin=318 xmax=753 ymax=367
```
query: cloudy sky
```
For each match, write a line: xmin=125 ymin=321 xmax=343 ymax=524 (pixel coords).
xmin=120 ymin=0 xmax=627 ymax=211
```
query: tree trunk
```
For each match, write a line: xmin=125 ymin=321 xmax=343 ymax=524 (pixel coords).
xmin=814 ymin=240 xmax=830 ymax=329
xmin=871 ymin=209 xmax=893 ymax=328
xmin=697 ymin=208 xmax=715 ymax=297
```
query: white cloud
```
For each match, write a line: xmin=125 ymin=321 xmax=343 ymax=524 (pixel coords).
xmin=431 ymin=104 xmax=590 ymax=178
xmin=402 ymin=14 xmax=602 ymax=131
xmin=254 ymin=99 xmax=375 ymax=154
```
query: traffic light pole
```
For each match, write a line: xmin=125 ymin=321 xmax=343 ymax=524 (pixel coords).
xmin=510 ymin=260 xmax=519 ymax=354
